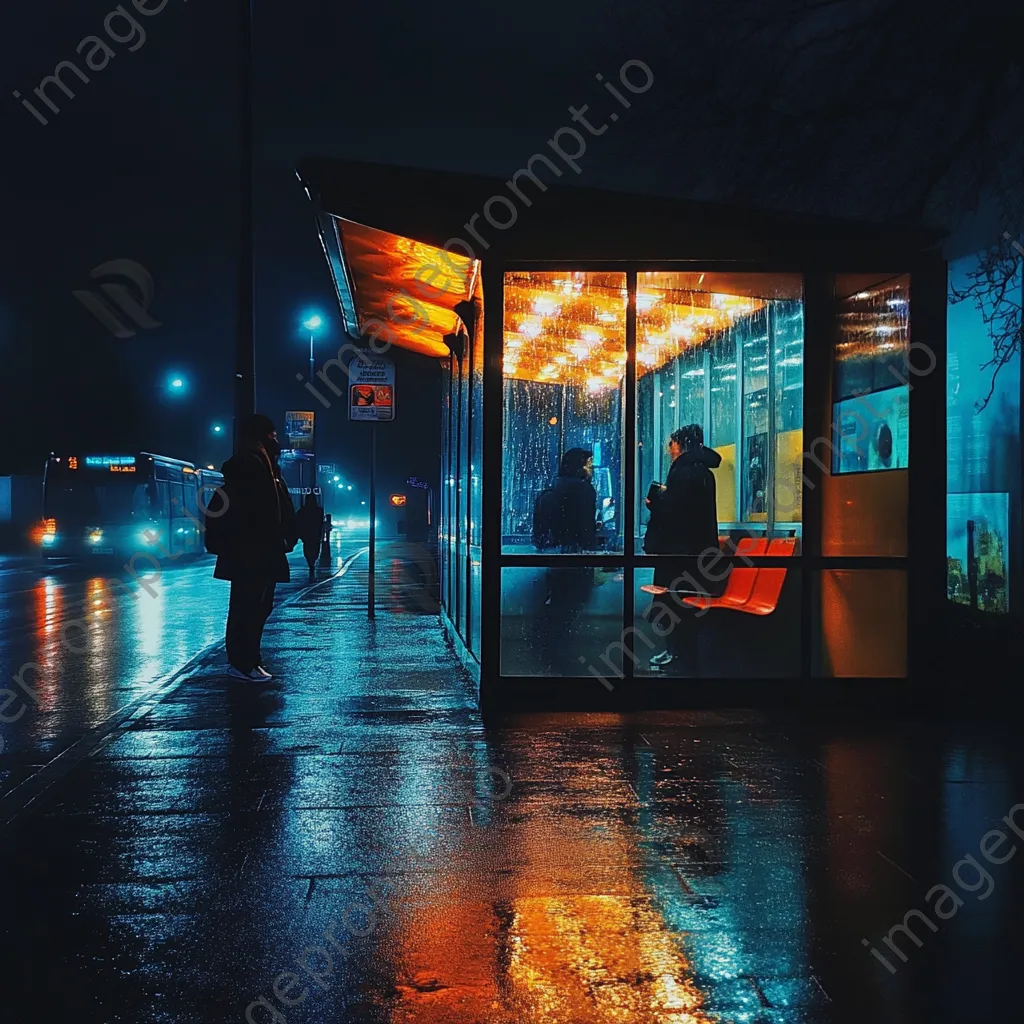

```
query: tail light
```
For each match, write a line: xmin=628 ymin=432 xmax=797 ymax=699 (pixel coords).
xmin=34 ymin=518 xmax=57 ymax=546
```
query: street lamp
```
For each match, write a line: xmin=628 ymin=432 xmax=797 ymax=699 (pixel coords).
xmin=302 ymin=313 xmax=323 ymax=385
xmin=212 ymin=423 xmax=223 ymax=435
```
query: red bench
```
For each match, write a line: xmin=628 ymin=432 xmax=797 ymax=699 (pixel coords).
xmin=684 ymin=536 xmax=796 ymax=615
xmin=640 ymin=536 xmax=796 ymax=616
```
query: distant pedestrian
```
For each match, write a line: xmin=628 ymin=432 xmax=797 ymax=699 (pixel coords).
xmin=295 ymin=493 xmax=325 ymax=576
xmin=205 ymin=414 xmax=298 ymax=682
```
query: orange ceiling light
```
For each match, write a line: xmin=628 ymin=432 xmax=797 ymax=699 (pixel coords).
xmin=336 ymin=219 xmax=479 ymax=358
xmin=503 ymin=271 xmax=627 ymax=390
xmin=503 ymin=270 xmax=775 ymax=385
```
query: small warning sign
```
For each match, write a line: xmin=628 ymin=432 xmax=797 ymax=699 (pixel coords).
xmin=349 ymin=358 xmax=395 ymax=422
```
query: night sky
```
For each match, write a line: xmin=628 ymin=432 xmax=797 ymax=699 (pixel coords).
xmin=1 ymin=0 xmax=642 ymax=482
xmin=1 ymin=0 xmax=1019 ymax=479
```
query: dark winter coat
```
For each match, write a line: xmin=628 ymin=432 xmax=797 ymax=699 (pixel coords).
xmin=645 ymin=445 xmax=726 ymax=595
xmin=548 ymin=474 xmax=598 ymax=553
xmin=213 ymin=444 xmax=298 ymax=583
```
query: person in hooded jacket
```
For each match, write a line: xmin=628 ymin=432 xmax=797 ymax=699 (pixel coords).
xmin=644 ymin=423 xmax=724 ymax=673
xmin=212 ymin=414 xmax=298 ymax=681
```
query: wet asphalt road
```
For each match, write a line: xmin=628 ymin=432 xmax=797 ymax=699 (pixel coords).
xmin=0 ymin=538 xmax=351 ymax=775
xmin=0 ymin=553 xmax=230 ymax=768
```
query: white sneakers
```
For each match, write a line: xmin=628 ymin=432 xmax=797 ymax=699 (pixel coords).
xmin=226 ymin=665 xmax=274 ymax=682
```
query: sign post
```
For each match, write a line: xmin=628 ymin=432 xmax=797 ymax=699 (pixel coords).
xmin=369 ymin=426 xmax=376 ymax=619
xmin=348 ymin=357 xmax=395 ymax=617
xmin=284 ymin=411 xmax=315 ymax=489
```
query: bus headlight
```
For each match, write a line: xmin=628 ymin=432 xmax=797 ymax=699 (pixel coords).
xmin=41 ymin=534 xmax=57 ymax=546
xmin=88 ymin=530 xmax=104 ymax=545
xmin=138 ymin=528 xmax=158 ymax=545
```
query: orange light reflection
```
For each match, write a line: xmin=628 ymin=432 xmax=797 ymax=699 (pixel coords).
xmin=336 ymin=219 xmax=478 ymax=358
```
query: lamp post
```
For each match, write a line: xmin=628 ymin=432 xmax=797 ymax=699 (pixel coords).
xmin=294 ymin=315 xmax=323 ymax=492
xmin=303 ymin=314 xmax=323 ymax=386
xmin=235 ymin=0 xmax=255 ymax=445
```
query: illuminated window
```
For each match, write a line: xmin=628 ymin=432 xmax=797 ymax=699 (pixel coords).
xmin=635 ymin=272 xmax=803 ymax=545
xmin=832 ymin=276 xmax=910 ymax=474
xmin=502 ymin=271 xmax=626 ymax=554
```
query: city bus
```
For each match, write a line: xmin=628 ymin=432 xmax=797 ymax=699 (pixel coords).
xmin=39 ymin=452 xmax=224 ymax=561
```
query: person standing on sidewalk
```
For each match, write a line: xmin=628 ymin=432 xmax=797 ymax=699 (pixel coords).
xmin=295 ymin=493 xmax=325 ymax=576
xmin=206 ymin=414 xmax=298 ymax=681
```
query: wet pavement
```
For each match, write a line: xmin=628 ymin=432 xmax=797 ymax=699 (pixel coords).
xmin=1 ymin=545 xmax=1023 ymax=1023
xmin=0 ymin=546 xmax=327 ymax=774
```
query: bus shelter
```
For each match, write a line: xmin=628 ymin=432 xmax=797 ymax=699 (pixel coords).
xmin=297 ymin=158 xmax=946 ymax=710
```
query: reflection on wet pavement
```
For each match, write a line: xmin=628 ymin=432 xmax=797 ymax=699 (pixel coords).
xmin=0 ymin=553 xmax=313 ymax=769
xmin=0 ymin=550 xmax=1022 ymax=1023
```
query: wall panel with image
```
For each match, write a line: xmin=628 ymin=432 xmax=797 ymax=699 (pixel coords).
xmin=947 ymin=493 xmax=1010 ymax=614
xmin=946 ymin=252 xmax=1021 ymax=615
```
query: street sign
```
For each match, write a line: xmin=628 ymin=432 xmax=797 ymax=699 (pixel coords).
xmin=317 ymin=462 xmax=336 ymax=476
xmin=348 ymin=357 xmax=395 ymax=422
xmin=285 ymin=410 xmax=315 ymax=449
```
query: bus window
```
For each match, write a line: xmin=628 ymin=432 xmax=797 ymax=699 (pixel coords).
xmin=183 ymin=475 xmax=200 ymax=521
xmin=132 ymin=485 xmax=151 ymax=519
xmin=154 ymin=480 xmax=170 ymax=518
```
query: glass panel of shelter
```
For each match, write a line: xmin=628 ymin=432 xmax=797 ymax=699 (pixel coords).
xmin=634 ymin=272 xmax=805 ymax=555
xmin=814 ymin=274 xmax=912 ymax=678
xmin=501 ymin=271 xmax=627 ymax=555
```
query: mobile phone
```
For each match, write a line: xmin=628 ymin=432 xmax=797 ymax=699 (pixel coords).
xmin=647 ymin=482 xmax=662 ymax=503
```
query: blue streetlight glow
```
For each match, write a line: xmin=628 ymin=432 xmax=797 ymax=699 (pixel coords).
xmin=332 ymin=475 xmax=339 ymax=482
xmin=302 ymin=313 xmax=325 ymax=381
xmin=347 ymin=485 xmax=352 ymax=491
xmin=166 ymin=373 xmax=188 ymax=395
xmin=171 ymin=378 xmax=183 ymax=389
xmin=212 ymin=423 xmax=223 ymax=434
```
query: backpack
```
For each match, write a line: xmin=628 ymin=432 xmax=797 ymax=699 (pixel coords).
xmin=202 ymin=484 xmax=230 ymax=555
xmin=531 ymin=487 xmax=561 ymax=550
